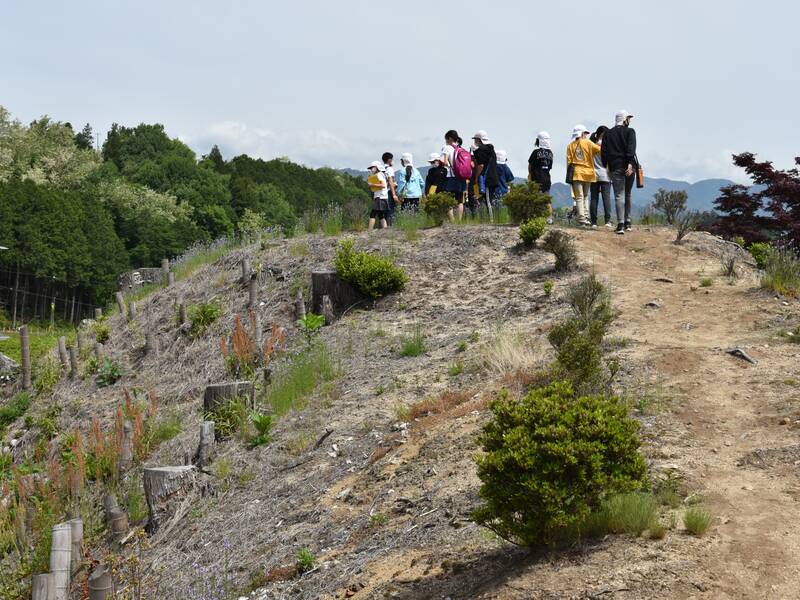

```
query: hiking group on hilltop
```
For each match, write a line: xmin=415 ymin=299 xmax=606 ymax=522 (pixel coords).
xmin=366 ymin=109 xmax=640 ymax=235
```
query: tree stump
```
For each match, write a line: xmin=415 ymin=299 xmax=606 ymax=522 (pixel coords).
xmin=67 ymin=518 xmax=83 ymax=575
xmin=68 ymin=345 xmax=79 ymax=379
xmin=57 ymin=337 xmax=69 ymax=371
xmin=203 ymin=381 xmax=255 ymax=415
xmin=127 ymin=301 xmax=137 ymax=321
xmin=241 ymin=257 xmax=251 ymax=285
xmin=115 ymin=292 xmax=126 ymax=315
xmin=31 ymin=573 xmax=55 ymax=600
xmin=119 ymin=420 xmax=133 ymax=475
xmin=145 ymin=332 xmax=159 ymax=357
xmin=311 ymin=269 xmax=366 ymax=321
xmin=50 ymin=522 xmax=72 ymax=600
xmin=103 ymin=493 xmax=118 ymax=525
xmin=108 ymin=507 xmax=128 ymax=539
xmin=178 ymin=302 xmax=188 ymax=326
xmin=294 ymin=290 xmax=306 ymax=321
xmin=88 ymin=566 xmax=113 ymax=600
xmin=143 ymin=466 xmax=196 ymax=534
xmin=94 ymin=308 xmax=103 ymax=320
xmin=196 ymin=421 xmax=215 ymax=468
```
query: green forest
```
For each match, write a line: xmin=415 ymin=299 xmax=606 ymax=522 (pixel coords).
xmin=0 ymin=107 xmax=370 ymax=307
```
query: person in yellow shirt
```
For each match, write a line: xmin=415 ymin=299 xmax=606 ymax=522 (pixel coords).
xmin=566 ymin=125 xmax=602 ymax=227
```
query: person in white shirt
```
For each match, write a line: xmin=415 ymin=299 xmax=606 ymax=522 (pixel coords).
xmin=382 ymin=152 xmax=398 ymax=226
xmin=440 ymin=129 xmax=466 ymax=221
xmin=366 ymin=161 xmax=389 ymax=230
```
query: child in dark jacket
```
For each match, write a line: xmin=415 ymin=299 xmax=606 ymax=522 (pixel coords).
xmin=425 ymin=152 xmax=447 ymax=195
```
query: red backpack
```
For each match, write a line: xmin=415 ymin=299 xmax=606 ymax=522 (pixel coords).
xmin=451 ymin=145 xmax=473 ymax=181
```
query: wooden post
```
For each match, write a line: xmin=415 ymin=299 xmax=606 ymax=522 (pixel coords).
xmin=108 ymin=507 xmax=129 ymax=538
xmin=57 ymin=336 xmax=69 ymax=371
xmin=248 ymin=274 xmax=258 ymax=308
xmin=241 ymin=257 xmax=251 ymax=285
xmin=67 ymin=518 xmax=83 ymax=575
xmin=119 ymin=420 xmax=133 ymax=475
xmin=103 ymin=493 xmax=118 ymax=525
xmin=178 ymin=302 xmax=188 ymax=326
xmin=50 ymin=522 xmax=71 ymax=600
xmin=321 ymin=295 xmax=335 ymax=326
xmin=114 ymin=292 xmax=125 ymax=315
xmin=161 ymin=258 xmax=170 ymax=279
xmin=143 ymin=466 xmax=196 ymax=534
xmin=31 ymin=573 xmax=55 ymax=600
xmin=94 ymin=342 xmax=104 ymax=362
xmin=127 ymin=301 xmax=137 ymax=321
xmin=311 ymin=268 xmax=365 ymax=319
xmin=203 ymin=381 xmax=255 ymax=415
xmin=254 ymin=312 xmax=263 ymax=361
xmin=76 ymin=330 xmax=83 ymax=353
xmin=88 ymin=566 xmax=112 ymax=600
xmin=68 ymin=345 xmax=79 ymax=379
xmin=20 ymin=325 xmax=32 ymax=390
xmin=167 ymin=272 xmax=175 ymax=286
xmin=197 ymin=421 xmax=215 ymax=468
xmin=294 ymin=290 xmax=306 ymax=321
xmin=145 ymin=332 xmax=158 ymax=357
xmin=94 ymin=308 xmax=102 ymax=320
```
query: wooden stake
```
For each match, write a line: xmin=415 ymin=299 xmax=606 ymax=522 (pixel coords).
xmin=20 ymin=325 xmax=32 ymax=390
xmin=254 ymin=311 xmax=263 ymax=360
xmin=178 ymin=302 xmax=188 ymax=325
xmin=57 ymin=336 xmax=69 ymax=371
xmin=108 ymin=508 xmax=128 ymax=538
xmin=127 ymin=301 xmax=137 ymax=321
xmin=94 ymin=342 xmax=104 ymax=362
xmin=94 ymin=308 xmax=102 ymax=320
xmin=119 ymin=420 xmax=133 ymax=475
xmin=295 ymin=290 xmax=306 ymax=320
xmin=67 ymin=518 xmax=83 ymax=575
xmin=68 ymin=345 xmax=79 ymax=379
xmin=50 ymin=522 xmax=71 ymax=600
xmin=115 ymin=292 xmax=125 ymax=315
xmin=197 ymin=421 xmax=215 ymax=468
xmin=103 ymin=493 xmax=118 ymax=525
xmin=31 ymin=573 xmax=55 ymax=600
xmin=167 ymin=272 xmax=175 ymax=286
xmin=161 ymin=258 xmax=170 ymax=278
xmin=145 ymin=332 xmax=158 ymax=357
xmin=248 ymin=274 xmax=258 ymax=308
xmin=241 ymin=257 xmax=251 ymax=285
xmin=321 ymin=295 xmax=335 ymax=325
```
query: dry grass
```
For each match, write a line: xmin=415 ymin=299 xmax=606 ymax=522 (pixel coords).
xmin=407 ymin=389 xmax=474 ymax=421
xmin=481 ymin=328 xmax=545 ymax=376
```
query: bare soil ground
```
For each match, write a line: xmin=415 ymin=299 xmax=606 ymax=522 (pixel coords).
xmin=15 ymin=224 xmax=800 ymax=600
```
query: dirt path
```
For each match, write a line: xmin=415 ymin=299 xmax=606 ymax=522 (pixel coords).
xmin=577 ymin=228 xmax=800 ymax=599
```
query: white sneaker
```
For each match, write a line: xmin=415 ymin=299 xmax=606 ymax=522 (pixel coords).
xmin=591 ymin=224 xmax=598 ymax=230
xmin=605 ymin=222 xmax=614 ymax=228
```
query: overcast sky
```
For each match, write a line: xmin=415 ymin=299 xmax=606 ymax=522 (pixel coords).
xmin=2 ymin=1 xmax=798 ymax=182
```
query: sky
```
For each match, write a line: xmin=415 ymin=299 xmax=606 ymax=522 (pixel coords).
xmin=2 ymin=0 xmax=799 ymax=183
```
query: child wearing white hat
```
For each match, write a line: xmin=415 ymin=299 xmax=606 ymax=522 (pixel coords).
xmin=367 ymin=161 xmax=389 ymax=230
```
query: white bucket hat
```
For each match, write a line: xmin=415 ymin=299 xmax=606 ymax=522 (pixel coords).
xmin=368 ymin=160 xmax=384 ymax=171
xmin=401 ymin=152 xmax=413 ymax=166
xmin=472 ymin=130 xmax=490 ymax=144
xmin=427 ymin=152 xmax=441 ymax=163
xmin=571 ymin=124 xmax=588 ymax=140
xmin=496 ymin=150 xmax=508 ymax=164
xmin=615 ymin=109 xmax=634 ymax=125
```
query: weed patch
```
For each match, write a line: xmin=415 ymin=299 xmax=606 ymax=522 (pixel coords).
xmin=684 ymin=506 xmax=713 ymax=536
xmin=399 ymin=323 xmax=426 ymax=357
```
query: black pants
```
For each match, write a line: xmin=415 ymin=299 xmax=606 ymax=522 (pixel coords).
xmin=590 ymin=181 xmax=612 ymax=225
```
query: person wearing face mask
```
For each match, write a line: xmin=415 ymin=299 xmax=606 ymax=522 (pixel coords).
xmin=425 ymin=152 xmax=447 ymax=195
xmin=600 ymin=109 xmax=638 ymax=234
xmin=470 ymin=130 xmax=498 ymax=219
xmin=566 ymin=125 xmax=602 ymax=227
xmin=395 ymin=152 xmax=424 ymax=213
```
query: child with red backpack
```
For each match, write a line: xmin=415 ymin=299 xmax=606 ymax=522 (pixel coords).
xmin=441 ymin=129 xmax=471 ymax=222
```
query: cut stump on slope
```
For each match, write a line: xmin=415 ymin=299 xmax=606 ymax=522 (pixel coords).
xmin=310 ymin=269 xmax=367 ymax=322
xmin=143 ymin=466 xmax=196 ymax=534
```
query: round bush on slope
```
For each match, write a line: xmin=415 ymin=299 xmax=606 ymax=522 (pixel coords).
xmin=473 ymin=381 xmax=648 ymax=547
xmin=334 ymin=239 xmax=409 ymax=298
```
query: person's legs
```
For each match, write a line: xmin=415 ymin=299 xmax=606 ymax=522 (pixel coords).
xmin=624 ymin=173 xmax=634 ymax=228
xmin=368 ymin=209 xmax=378 ymax=230
xmin=610 ymin=169 xmax=626 ymax=228
xmin=589 ymin=182 xmax=600 ymax=226
xmin=571 ymin=182 xmax=588 ymax=225
xmin=600 ymin=182 xmax=612 ymax=225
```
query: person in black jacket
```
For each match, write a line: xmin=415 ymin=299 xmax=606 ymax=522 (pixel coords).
xmin=528 ymin=131 xmax=554 ymax=221
xmin=600 ymin=110 xmax=637 ymax=234
xmin=470 ymin=130 xmax=498 ymax=220
xmin=425 ymin=152 xmax=447 ymax=195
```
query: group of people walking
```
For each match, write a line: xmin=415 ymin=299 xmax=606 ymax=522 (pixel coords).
xmin=366 ymin=109 xmax=639 ymax=235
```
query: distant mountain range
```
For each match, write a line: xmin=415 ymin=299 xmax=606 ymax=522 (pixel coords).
xmin=342 ymin=168 xmax=732 ymax=213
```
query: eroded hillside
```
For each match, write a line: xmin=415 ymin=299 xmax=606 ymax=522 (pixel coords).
xmin=5 ymin=224 xmax=800 ymax=600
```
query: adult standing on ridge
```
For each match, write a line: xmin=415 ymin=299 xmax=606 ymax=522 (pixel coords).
xmin=601 ymin=110 xmax=637 ymax=234
xmin=528 ymin=131 xmax=554 ymax=220
xmin=566 ymin=125 xmax=602 ymax=227
xmin=589 ymin=126 xmax=613 ymax=228
xmin=494 ymin=150 xmax=515 ymax=205
xmin=366 ymin=161 xmax=389 ymax=230
xmin=382 ymin=152 xmax=398 ymax=226
xmin=441 ymin=130 xmax=468 ymax=221
xmin=471 ymin=130 xmax=499 ymax=218
xmin=395 ymin=153 xmax=424 ymax=213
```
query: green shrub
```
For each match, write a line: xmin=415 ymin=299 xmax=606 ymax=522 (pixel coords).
xmin=297 ymin=313 xmax=325 ymax=347
xmin=684 ymin=506 xmax=713 ymax=536
xmin=94 ymin=321 xmax=110 ymax=344
xmin=543 ymin=280 xmax=554 ymax=296
xmin=334 ymin=239 xmax=409 ymax=298
xmin=188 ymin=301 xmax=223 ymax=338
xmin=207 ymin=398 xmax=251 ymax=440
xmin=519 ymin=217 xmax=547 ymax=248
xmin=473 ymin=381 xmax=648 ymax=547
xmin=421 ymin=192 xmax=457 ymax=226
xmin=761 ymin=245 xmax=800 ymax=297
xmin=296 ymin=548 xmax=315 ymax=573
xmin=541 ymin=230 xmax=578 ymax=272
xmin=399 ymin=323 xmax=426 ymax=357
xmin=699 ymin=277 xmax=713 ymax=288
xmin=748 ymin=242 xmax=770 ymax=269
xmin=95 ymin=359 xmax=123 ymax=387
xmin=503 ymin=182 xmax=552 ymax=224
xmin=0 ymin=392 xmax=32 ymax=435
xmin=33 ymin=356 xmax=61 ymax=395
xmin=248 ymin=412 xmax=273 ymax=448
